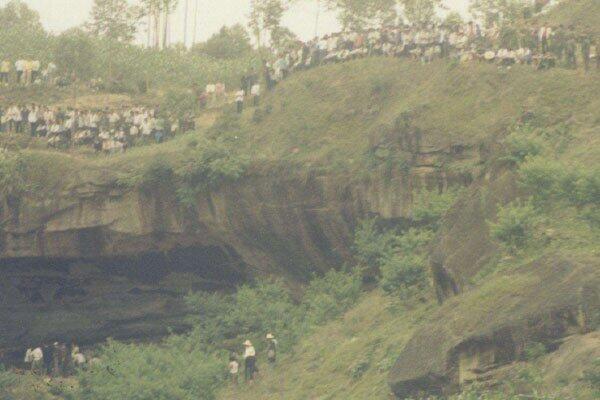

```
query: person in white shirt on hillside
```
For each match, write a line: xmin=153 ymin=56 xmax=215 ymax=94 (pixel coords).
xmin=250 ymin=83 xmax=261 ymax=107
xmin=15 ymin=60 xmax=25 ymax=84
xmin=243 ymin=340 xmax=257 ymax=382
xmin=235 ymin=89 xmax=245 ymax=114
xmin=25 ymin=347 xmax=44 ymax=374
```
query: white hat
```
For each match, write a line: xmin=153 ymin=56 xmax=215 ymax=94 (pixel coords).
xmin=266 ymin=333 xmax=274 ymax=339
xmin=244 ymin=340 xmax=252 ymax=346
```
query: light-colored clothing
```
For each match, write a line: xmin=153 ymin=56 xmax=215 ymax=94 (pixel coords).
xmin=235 ymin=90 xmax=245 ymax=103
xmin=229 ymin=360 xmax=239 ymax=374
xmin=0 ymin=61 xmax=10 ymax=73
xmin=243 ymin=346 xmax=256 ymax=359
xmin=31 ymin=347 xmax=43 ymax=362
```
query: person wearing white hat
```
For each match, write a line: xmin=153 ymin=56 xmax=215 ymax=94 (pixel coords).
xmin=243 ymin=340 xmax=256 ymax=382
xmin=266 ymin=333 xmax=278 ymax=364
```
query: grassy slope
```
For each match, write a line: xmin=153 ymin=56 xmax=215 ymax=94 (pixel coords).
xmin=538 ymin=0 xmax=600 ymax=35
xmin=4 ymin=56 xmax=598 ymax=193
xmin=219 ymin=291 xmax=433 ymax=400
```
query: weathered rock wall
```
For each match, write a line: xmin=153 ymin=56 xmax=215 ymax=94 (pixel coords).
xmin=0 ymin=141 xmax=473 ymax=356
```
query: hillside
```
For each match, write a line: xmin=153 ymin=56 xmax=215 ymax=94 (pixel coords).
xmin=537 ymin=0 xmax=600 ymax=35
xmin=1 ymin=31 xmax=600 ymax=400
xmin=1 ymin=54 xmax=599 ymax=359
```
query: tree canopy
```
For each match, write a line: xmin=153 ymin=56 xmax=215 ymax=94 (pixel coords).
xmin=325 ymin=0 xmax=397 ymax=30
xmin=193 ymin=25 xmax=253 ymax=59
xmin=89 ymin=0 xmax=140 ymax=43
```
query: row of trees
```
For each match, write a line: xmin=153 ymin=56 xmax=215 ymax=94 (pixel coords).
xmin=87 ymin=0 xmax=538 ymax=52
xmin=0 ymin=0 xmax=541 ymax=93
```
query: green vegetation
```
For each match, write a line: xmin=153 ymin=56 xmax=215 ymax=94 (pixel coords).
xmin=489 ymin=199 xmax=540 ymax=251
xmin=583 ymin=359 xmax=600 ymax=395
xmin=78 ymin=340 xmax=225 ymax=400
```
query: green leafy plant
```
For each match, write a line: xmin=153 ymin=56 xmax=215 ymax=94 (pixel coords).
xmin=489 ymin=199 xmax=539 ymax=251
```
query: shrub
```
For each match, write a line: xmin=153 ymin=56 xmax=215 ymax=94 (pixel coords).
xmin=489 ymin=199 xmax=539 ymax=250
xmin=0 ymin=152 xmax=30 ymax=197
xmin=302 ymin=268 xmax=362 ymax=326
xmin=77 ymin=339 xmax=224 ymax=400
xmin=518 ymin=156 xmax=563 ymax=203
xmin=162 ymin=88 xmax=198 ymax=119
xmin=118 ymin=157 xmax=175 ymax=191
xmin=523 ymin=342 xmax=547 ymax=361
xmin=177 ymin=138 xmax=249 ymax=192
xmin=186 ymin=281 xmax=300 ymax=351
xmin=380 ymin=253 xmax=428 ymax=296
xmin=501 ymin=127 xmax=544 ymax=165
xmin=411 ymin=189 xmax=460 ymax=229
xmin=352 ymin=218 xmax=397 ymax=270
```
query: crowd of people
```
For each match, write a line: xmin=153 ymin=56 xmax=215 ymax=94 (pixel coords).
xmin=0 ymin=104 xmax=196 ymax=153
xmin=17 ymin=333 xmax=278 ymax=385
xmin=261 ymin=22 xmax=598 ymax=88
xmin=228 ymin=334 xmax=278 ymax=385
xmin=23 ymin=341 xmax=98 ymax=377
xmin=0 ymin=59 xmax=59 ymax=86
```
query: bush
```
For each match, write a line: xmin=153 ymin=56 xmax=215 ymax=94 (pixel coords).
xmin=302 ymin=268 xmax=363 ymax=326
xmin=523 ymin=342 xmax=547 ymax=361
xmin=118 ymin=157 xmax=175 ymax=192
xmin=501 ymin=127 xmax=544 ymax=165
xmin=0 ymin=152 xmax=30 ymax=197
xmin=176 ymin=138 xmax=249 ymax=198
xmin=77 ymin=340 xmax=224 ymax=400
xmin=186 ymin=281 xmax=300 ymax=351
xmin=380 ymin=253 xmax=428 ymax=296
xmin=489 ymin=199 xmax=539 ymax=250
xmin=352 ymin=219 xmax=397 ymax=270
xmin=411 ymin=189 xmax=460 ymax=229
xmin=518 ymin=157 xmax=564 ymax=203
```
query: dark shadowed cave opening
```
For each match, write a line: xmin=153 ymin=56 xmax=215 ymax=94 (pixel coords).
xmin=0 ymin=245 xmax=248 ymax=365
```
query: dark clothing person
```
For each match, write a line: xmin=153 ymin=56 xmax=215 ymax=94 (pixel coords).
xmin=581 ymin=35 xmax=592 ymax=70
xmin=244 ymin=356 xmax=256 ymax=381
xmin=42 ymin=345 xmax=53 ymax=375
xmin=267 ymin=339 xmax=277 ymax=364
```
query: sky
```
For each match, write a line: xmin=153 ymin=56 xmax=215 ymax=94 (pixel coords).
xmin=1 ymin=0 xmax=471 ymax=45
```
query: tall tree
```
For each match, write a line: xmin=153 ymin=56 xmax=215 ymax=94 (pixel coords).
xmin=249 ymin=0 xmax=288 ymax=49
xmin=161 ymin=0 xmax=180 ymax=48
xmin=54 ymin=28 xmax=96 ymax=81
xmin=469 ymin=0 xmax=529 ymax=26
xmin=89 ymin=0 xmax=139 ymax=43
xmin=325 ymin=0 xmax=396 ymax=30
xmin=0 ymin=0 xmax=49 ymax=60
xmin=399 ymin=0 xmax=442 ymax=26
xmin=193 ymin=24 xmax=253 ymax=59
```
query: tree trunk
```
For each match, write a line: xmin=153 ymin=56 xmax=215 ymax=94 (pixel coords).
xmin=163 ymin=9 xmax=169 ymax=49
xmin=193 ymin=0 xmax=199 ymax=45
xmin=184 ymin=0 xmax=189 ymax=47
xmin=153 ymin=8 xmax=160 ymax=50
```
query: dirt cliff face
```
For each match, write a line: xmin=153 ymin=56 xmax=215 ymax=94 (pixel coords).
xmin=388 ymin=169 xmax=600 ymax=398
xmin=0 ymin=141 xmax=470 ymax=357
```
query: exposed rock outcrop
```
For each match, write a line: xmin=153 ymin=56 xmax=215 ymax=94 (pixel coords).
xmin=388 ymin=169 xmax=600 ymax=398
xmin=0 ymin=140 xmax=474 ymax=356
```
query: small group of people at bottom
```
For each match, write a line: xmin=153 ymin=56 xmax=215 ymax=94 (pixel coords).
xmin=23 ymin=341 xmax=96 ymax=377
xmin=228 ymin=333 xmax=278 ymax=385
